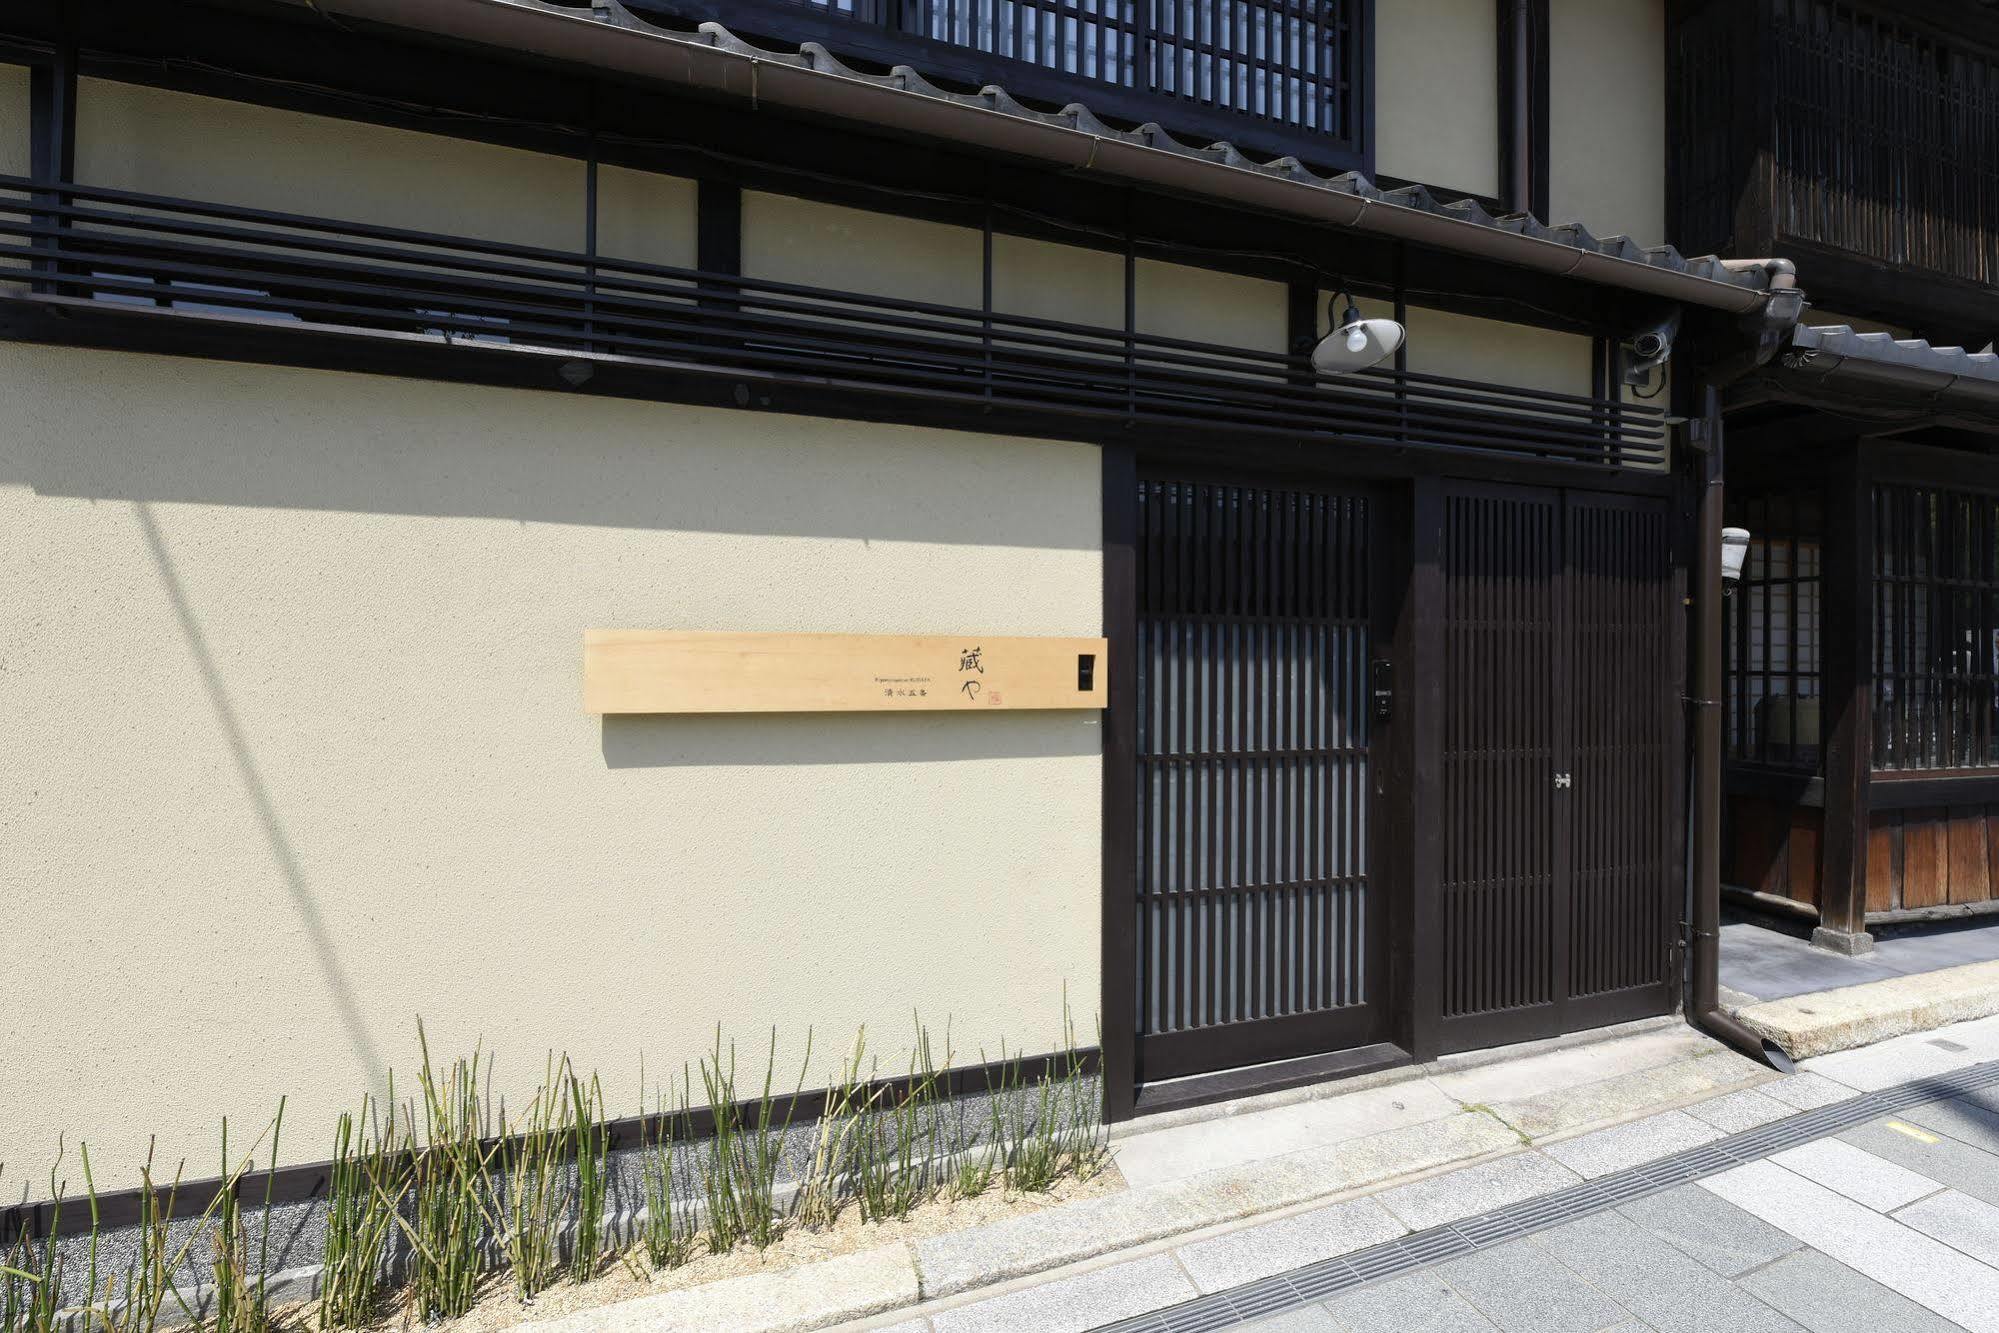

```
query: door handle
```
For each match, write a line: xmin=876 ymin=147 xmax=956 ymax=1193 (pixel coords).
xmin=1554 ymin=772 xmax=1573 ymax=789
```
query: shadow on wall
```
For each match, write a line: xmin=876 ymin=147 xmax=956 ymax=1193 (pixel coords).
xmin=133 ymin=501 xmax=390 ymax=1089
xmin=602 ymin=711 xmax=1102 ymax=768
xmin=0 ymin=347 xmax=1099 ymax=548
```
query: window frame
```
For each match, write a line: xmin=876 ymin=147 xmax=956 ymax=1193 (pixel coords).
xmin=1724 ymin=486 xmax=1826 ymax=772
xmin=1872 ymin=480 xmax=1999 ymax=773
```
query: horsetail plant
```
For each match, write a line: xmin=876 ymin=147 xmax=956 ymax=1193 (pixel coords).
xmin=697 ymin=1028 xmax=810 ymax=1252
xmin=321 ymin=1091 xmax=406 ymax=1330
xmin=107 ymin=1142 xmax=185 ymax=1333
xmin=400 ymin=1025 xmax=497 ymax=1320
xmin=77 ymin=1144 xmax=103 ymax=1333
xmin=565 ymin=1070 xmax=609 ymax=1283
xmin=635 ymin=1069 xmax=696 ymax=1271
xmin=6 ymin=1147 xmax=69 ymax=1333
xmin=207 ymin=1100 xmax=285 ymax=1333
xmin=997 ymin=1044 xmax=1067 ymax=1194
xmin=854 ymin=1024 xmax=942 ymax=1223
xmin=490 ymin=1059 xmax=566 ymax=1303
xmin=1061 ymin=1016 xmax=1111 ymax=1183
xmin=793 ymin=1034 xmax=867 ymax=1231
xmin=2 ymin=1156 xmax=63 ymax=1333
xmin=944 ymin=1048 xmax=1004 ymax=1203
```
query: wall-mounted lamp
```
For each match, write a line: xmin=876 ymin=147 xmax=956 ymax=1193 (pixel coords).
xmin=1311 ymin=293 xmax=1405 ymax=374
xmin=1721 ymin=527 xmax=1751 ymax=592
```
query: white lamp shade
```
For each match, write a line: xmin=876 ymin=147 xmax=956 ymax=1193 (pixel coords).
xmin=1311 ymin=317 xmax=1406 ymax=374
xmin=1721 ymin=527 xmax=1751 ymax=582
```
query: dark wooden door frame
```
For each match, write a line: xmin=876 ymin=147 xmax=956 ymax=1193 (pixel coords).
xmin=1419 ymin=478 xmax=1682 ymax=1055
xmin=1101 ymin=452 xmax=1410 ymax=1120
xmin=1102 ymin=439 xmax=1141 ymax=1124
xmin=1103 ymin=446 xmax=1687 ymax=1121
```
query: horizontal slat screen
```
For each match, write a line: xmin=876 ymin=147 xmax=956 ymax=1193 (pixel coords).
xmin=0 ymin=177 xmax=1670 ymax=470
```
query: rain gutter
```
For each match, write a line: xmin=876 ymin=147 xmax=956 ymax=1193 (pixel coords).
xmin=316 ymin=0 xmax=1789 ymax=317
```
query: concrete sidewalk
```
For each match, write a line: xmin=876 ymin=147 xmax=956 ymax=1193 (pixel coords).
xmin=518 ymin=1018 xmax=1787 ymax=1333
xmin=1723 ymin=917 xmax=1999 ymax=1059
xmin=848 ymin=1014 xmax=1999 ymax=1333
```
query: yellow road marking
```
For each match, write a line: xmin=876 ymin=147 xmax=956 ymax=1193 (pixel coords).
xmin=1885 ymin=1121 xmax=1941 ymax=1145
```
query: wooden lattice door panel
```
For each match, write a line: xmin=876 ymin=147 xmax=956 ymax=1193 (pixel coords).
xmin=1567 ymin=493 xmax=1677 ymax=1014
xmin=1439 ymin=485 xmax=1567 ymax=1038
xmin=1134 ymin=476 xmax=1386 ymax=1082
xmin=1438 ymin=483 xmax=1677 ymax=1050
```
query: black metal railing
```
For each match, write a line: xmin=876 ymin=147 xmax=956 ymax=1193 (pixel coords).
xmin=0 ymin=176 xmax=1663 ymax=467
xmin=631 ymin=0 xmax=1368 ymax=171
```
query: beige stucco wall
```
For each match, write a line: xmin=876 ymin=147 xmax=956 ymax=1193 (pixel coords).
xmin=0 ymin=344 xmax=1103 ymax=1193
xmin=991 ymin=233 xmax=1124 ymax=330
xmin=1329 ymin=292 xmax=1593 ymax=397
xmin=1407 ymin=307 xmax=1591 ymax=397
xmin=1138 ymin=259 xmax=1287 ymax=353
xmin=1373 ymin=0 xmax=1500 ymax=198
xmin=742 ymin=198 xmax=1285 ymax=353
xmin=743 ymin=191 xmax=983 ymax=308
xmin=75 ymin=78 xmax=589 ymax=250
xmin=594 ymin=164 xmax=699 ymax=271
xmin=1 ymin=62 xmax=26 ymax=294
xmin=1550 ymin=0 xmax=1667 ymax=246
xmin=1 ymin=61 xmax=27 ymax=177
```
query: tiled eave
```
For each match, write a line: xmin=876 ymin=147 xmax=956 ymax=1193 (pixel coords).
xmin=315 ymin=0 xmax=1796 ymax=317
xmin=1771 ymin=324 xmax=1999 ymax=424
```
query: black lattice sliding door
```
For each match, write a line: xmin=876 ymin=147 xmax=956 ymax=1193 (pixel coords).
xmin=1439 ymin=486 xmax=1567 ymax=1043
xmin=1567 ymin=494 xmax=1677 ymax=1022
xmin=1438 ymin=483 xmax=1677 ymax=1051
xmin=1134 ymin=475 xmax=1387 ymax=1082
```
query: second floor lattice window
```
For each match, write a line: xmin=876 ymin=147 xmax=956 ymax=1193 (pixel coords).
xmin=645 ymin=0 xmax=1368 ymax=168
xmin=1769 ymin=0 xmax=1999 ymax=286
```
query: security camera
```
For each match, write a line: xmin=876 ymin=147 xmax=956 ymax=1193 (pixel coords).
xmin=1620 ymin=310 xmax=1681 ymax=388
xmin=1629 ymin=329 xmax=1671 ymax=362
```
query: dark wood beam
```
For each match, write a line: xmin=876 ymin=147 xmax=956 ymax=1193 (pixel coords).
xmin=1815 ymin=438 xmax=1875 ymax=952
xmin=27 ymin=31 xmax=74 ymax=295
xmin=1098 ymin=439 xmax=1138 ymax=1123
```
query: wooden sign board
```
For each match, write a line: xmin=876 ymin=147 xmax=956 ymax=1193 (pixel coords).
xmin=584 ymin=631 xmax=1108 ymax=714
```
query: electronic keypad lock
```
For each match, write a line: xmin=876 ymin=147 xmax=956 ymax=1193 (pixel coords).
xmin=1372 ymin=659 xmax=1394 ymax=721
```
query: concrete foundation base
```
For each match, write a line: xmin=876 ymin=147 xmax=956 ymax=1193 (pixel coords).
xmin=1811 ymin=926 xmax=1876 ymax=956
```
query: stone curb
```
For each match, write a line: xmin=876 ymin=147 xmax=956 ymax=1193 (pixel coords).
xmin=1733 ymin=958 xmax=1999 ymax=1060
xmin=513 ymin=1111 xmax=1525 ymax=1333
xmin=513 ymin=1022 xmax=1772 ymax=1333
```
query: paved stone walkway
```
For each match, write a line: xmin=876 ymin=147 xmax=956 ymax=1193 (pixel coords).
xmin=1721 ymin=917 xmax=1999 ymax=1005
xmin=1217 ymin=1027 xmax=1999 ymax=1332
xmin=852 ymin=1014 xmax=1999 ymax=1332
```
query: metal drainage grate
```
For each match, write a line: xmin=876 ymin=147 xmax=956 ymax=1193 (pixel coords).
xmin=1095 ymin=1058 xmax=1999 ymax=1332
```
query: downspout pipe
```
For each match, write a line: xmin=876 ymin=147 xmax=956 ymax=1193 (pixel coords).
xmin=1689 ymin=386 xmax=1794 ymax=1073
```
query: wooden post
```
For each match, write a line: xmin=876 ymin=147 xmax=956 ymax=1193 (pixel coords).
xmin=1099 ymin=441 xmax=1140 ymax=1121
xmin=1816 ymin=437 xmax=1875 ymax=953
xmin=1405 ymin=475 xmax=1445 ymax=1061
xmin=28 ymin=39 xmax=76 ymax=297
